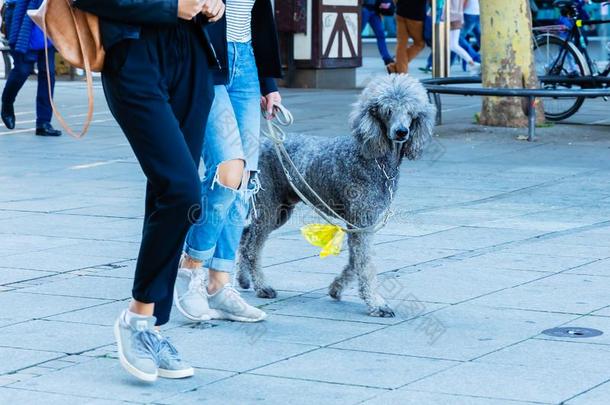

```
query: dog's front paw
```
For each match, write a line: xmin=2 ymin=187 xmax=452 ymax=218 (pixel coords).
xmin=369 ymin=304 xmax=396 ymax=318
xmin=256 ymin=286 xmax=278 ymax=299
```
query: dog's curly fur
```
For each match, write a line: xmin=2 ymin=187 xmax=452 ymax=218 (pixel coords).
xmin=237 ymin=74 xmax=436 ymax=317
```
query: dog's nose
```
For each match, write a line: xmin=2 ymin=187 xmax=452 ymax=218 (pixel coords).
xmin=395 ymin=128 xmax=410 ymax=141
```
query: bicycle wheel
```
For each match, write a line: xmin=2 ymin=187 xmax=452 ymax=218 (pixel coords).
xmin=533 ymin=34 xmax=590 ymax=121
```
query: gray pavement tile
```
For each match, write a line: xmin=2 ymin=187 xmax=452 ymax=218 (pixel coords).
xmin=475 ymin=339 xmax=610 ymax=373
xmin=0 ymin=250 xmax=122 ymax=273
xmin=406 ymin=359 xmax=610 ymax=404
xmin=0 ymin=320 xmax=113 ymax=354
xmin=46 ymin=240 xmax=139 ymax=260
xmin=272 ymin=294 xmax=446 ymax=325
xmin=0 ymin=268 xmax=55 ymax=285
xmin=391 ymin=226 xmax=542 ymax=251
xmin=534 ymin=315 xmax=610 ymax=346
xmin=503 ymin=241 xmax=610 ymax=259
xmin=10 ymin=357 xmax=232 ymax=403
xmin=362 ymin=389 xmax=549 ymax=405
xmin=0 ymin=291 xmax=108 ymax=328
xmin=253 ymin=347 xmax=457 ymax=389
xmin=340 ymin=262 xmax=544 ymax=305
xmin=162 ymin=324 xmax=318 ymax=373
xmin=333 ymin=304 xmax=573 ymax=361
xmin=453 ymin=251 xmax=597 ymax=273
xmin=0 ymin=387 xmax=120 ymax=405
xmin=19 ymin=275 xmax=132 ymax=301
xmin=469 ymin=273 xmax=610 ymax=314
xmin=0 ymin=233 xmax=80 ymax=252
xmin=0 ymin=347 xmax=63 ymax=375
xmin=226 ymin=313 xmax=383 ymax=347
xmin=45 ymin=300 xmax=130 ymax=326
xmin=157 ymin=373 xmax=383 ymax=405
xmin=566 ymin=381 xmax=610 ymax=405
xmin=564 ymin=258 xmax=610 ymax=277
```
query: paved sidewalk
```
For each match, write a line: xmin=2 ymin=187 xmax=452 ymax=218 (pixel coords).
xmin=0 ymin=75 xmax=610 ymax=405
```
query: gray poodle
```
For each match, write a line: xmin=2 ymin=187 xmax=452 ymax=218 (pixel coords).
xmin=237 ymin=74 xmax=436 ymax=317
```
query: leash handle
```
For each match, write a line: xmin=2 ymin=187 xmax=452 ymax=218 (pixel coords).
xmin=262 ymin=102 xmax=294 ymax=126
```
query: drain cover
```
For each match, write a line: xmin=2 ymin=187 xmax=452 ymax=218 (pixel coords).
xmin=542 ymin=327 xmax=603 ymax=338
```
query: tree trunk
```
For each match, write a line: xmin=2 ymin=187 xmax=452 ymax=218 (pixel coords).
xmin=479 ymin=0 xmax=543 ymax=127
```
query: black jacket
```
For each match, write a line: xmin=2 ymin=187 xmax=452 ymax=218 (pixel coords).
xmin=72 ymin=0 xmax=220 ymax=68
xmin=207 ymin=0 xmax=282 ymax=95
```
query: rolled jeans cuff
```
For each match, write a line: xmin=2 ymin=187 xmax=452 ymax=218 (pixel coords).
xmin=205 ymin=257 xmax=236 ymax=273
xmin=183 ymin=244 xmax=216 ymax=263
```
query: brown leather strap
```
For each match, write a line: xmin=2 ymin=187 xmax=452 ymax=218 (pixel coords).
xmin=42 ymin=0 xmax=94 ymax=139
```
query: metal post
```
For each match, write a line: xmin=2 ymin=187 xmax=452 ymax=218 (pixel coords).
xmin=527 ymin=96 xmax=536 ymax=142
xmin=432 ymin=0 xmax=450 ymax=78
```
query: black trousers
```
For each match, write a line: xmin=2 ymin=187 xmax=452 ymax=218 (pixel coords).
xmin=101 ymin=21 xmax=214 ymax=326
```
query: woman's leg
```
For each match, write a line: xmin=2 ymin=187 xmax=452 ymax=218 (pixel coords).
xmin=449 ymin=28 xmax=474 ymax=64
xmin=405 ymin=18 xmax=425 ymax=62
xmin=394 ymin=15 xmax=409 ymax=73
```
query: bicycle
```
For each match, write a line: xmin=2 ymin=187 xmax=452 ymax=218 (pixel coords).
xmin=533 ymin=0 xmax=610 ymax=121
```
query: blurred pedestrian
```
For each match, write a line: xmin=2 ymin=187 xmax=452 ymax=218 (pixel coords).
xmin=461 ymin=0 xmax=480 ymax=48
xmin=362 ymin=0 xmax=395 ymax=71
xmin=391 ymin=0 xmax=427 ymax=73
xmin=1 ymin=0 xmax=61 ymax=136
xmin=449 ymin=0 xmax=479 ymax=73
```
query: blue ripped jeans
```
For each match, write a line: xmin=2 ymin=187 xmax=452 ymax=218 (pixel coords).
xmin=184 ymin=42 xmax=261 ymax=273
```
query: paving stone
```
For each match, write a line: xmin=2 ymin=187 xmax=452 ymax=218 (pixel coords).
xmin=158 ymin=373 xmax=383 ymax=405
xmin=406 ymin=360 xmax=610 ymax=404
xmin=503 ymin=241 xmax=610 ymax=259
xmin=362 ymin=389 xmax=548 ymax=405
xmin=273 ymin=294 xmax=446 ymax=325
xmin=566 ymin=381 xmax=610 ymax=405
xmin=0 ymin=320 xmax=113 ymax=354
xmin=564 ymin=258 xmax=610 ymax=277
xmin=340 ymin=262 xmax=545 ymax=305
xmin=10 ymin=357 xmax=232 ymax=403
xmin=0 ymin=387 xmax=120 ymax=405
xmin=333 ymin=304 xmax=573 ymax=361
xmin=19 ymin=275 xmax=132 ymax=301
xmin=0 ymin=251 xmax=122 ymax=273
xmin=162 ymin=323 xmax=318 ymax=373
xmin=0 ymin=291 xmax=108 ymax=327
xmin=254 ymin=347 xmax=457 ymax=389
xmin=0 ymin=347 xmax=63 ymax=375
xmin=453 ymin=251 xmax=597 ymax=273
xmin=45 ymin=300 xmax=130 ymax=326
xmin=0 ymin=267 xmax=55 ymax=285
xmin=470 ymin=273 xmax=610 ymax=314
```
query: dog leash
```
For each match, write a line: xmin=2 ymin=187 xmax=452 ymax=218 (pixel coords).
xmin=261 ymin=104 xmax=396 ymax=235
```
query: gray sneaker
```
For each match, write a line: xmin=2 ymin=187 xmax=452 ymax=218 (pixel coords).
xmin=155 ymin=333 xmax=194 ymax=379
xmin=113 ymin=311 xmax=159 ymax=382
xmin=208 ymin=284 xmax=267 ymax=323
xmin=174 ymin=268 xmax=212 ymax=322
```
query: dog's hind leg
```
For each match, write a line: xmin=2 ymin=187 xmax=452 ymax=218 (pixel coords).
xmin=347 ymin=233 xmax=395 ymax=317
xmin=329 ymin=264 xmax=356 ymax=301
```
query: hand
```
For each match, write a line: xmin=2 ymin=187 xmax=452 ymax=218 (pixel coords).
xmin=261 ymin=92 xmax=282 ymax=120
xmin=178 ymin=0 xmax=205 ymax=20
xmin=202 ymin=0 xmax=225 ymax=22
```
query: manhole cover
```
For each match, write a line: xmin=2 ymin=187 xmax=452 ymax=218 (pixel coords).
xmin=542 ymin=327 xmax=603 ymax=338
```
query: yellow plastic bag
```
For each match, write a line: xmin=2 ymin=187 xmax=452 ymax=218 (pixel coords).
xmin=301 ymin=224 xmax=346 ymax=258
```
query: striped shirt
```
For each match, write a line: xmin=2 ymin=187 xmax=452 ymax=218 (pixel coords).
xmin=226 ymin=0 xmax=256 ymax=43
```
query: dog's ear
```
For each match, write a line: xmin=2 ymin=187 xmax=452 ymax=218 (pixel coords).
xmin=350 ymin=98 xmax=391 ymax=159
xmin=404 ymin=102 xmax=436 ymax=160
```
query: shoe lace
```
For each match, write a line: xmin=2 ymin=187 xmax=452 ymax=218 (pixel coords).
xmin=188 ymin=270 xmax=207 ymax=296
xmin=132 ymin=329 xmax=159 ymax=359
xmin=155 ymin=336 xmax=181 ymax=363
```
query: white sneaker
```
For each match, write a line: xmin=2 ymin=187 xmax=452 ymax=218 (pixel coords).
xmin=208 ymin=284 xmax=267 ymax=323
xmin=173 ymin=268 xmax=212 ymax=322
xmin=469 ymin=61 xmax=481 ymax=76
